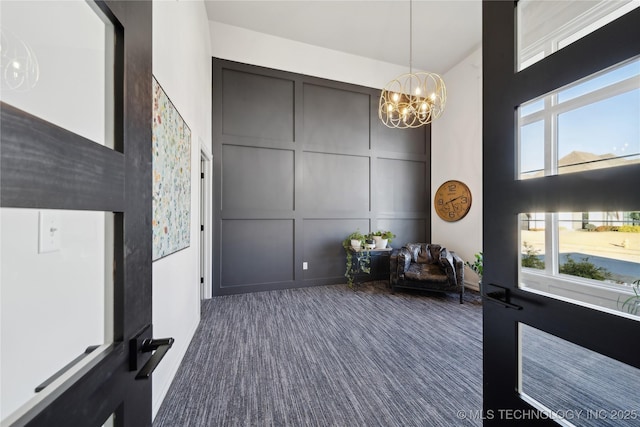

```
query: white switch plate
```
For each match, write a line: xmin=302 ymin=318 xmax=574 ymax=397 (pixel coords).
xmin=302 ymin=262 xmax=308 ymax=270
xmin=39 ymin=211 xmax=61 ymax=253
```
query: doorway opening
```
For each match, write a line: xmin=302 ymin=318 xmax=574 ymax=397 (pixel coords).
xmin=200 ymin=145 xmax=213 ymax=300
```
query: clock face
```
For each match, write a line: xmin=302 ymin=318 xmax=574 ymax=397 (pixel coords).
xmin=434 ymin=180 xmax=472 ymax=222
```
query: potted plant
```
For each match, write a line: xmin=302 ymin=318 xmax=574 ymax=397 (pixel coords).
xmin=379 ymin=230 xmax=395 ymax=248
xmin=364 ymin=233 xmax=376 ymax=250
xmin=466 ymin=252 xmax=483 ymax=290
xmin=371 ymin=230 xmax=396 ymax=249
xmin=370 ymin=231 xmax=383 ymax=247
xmin=343 ymin=231 xmax=371 ymax=288
xmin=345 ymin=230 xmax=365 ymax=250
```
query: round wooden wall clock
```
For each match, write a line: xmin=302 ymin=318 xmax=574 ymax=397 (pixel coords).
xmin=434 ymin=180 xmax=472 ymax=222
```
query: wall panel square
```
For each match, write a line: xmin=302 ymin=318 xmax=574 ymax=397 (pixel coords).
xmin=376 ymin=124 xmax=427 ymax=154
xmin=376 ymin=159 xmax=426 ymax=213
xmin=303 ymin=152 xmax=369 ymax=212
xmin=376 ymin=218 xmax=427 ymax=249
xmin=222 ymin=69 xmax=294 ymax=141
xmin=222 ymin=145 xmax=294 ymax=211
xmin=303 ymin=84 xmax=370 ymax=151
xmin=221 ymin=219 xmax=294 ymax=287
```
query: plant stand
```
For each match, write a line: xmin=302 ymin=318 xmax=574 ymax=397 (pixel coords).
xmin=345 ymin=247 xmax=392 ymax=290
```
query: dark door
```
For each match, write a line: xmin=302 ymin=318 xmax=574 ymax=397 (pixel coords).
xmin=483 ymin=1 xmax=639 ymax=425
xmin=1 ymin=1 xmax=158 ymax=425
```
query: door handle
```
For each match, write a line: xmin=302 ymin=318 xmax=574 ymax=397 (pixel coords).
xmin=129 ymin=326 xmax=174 ymax=380
xmin=484 ymin=284 xmax=523 ymax=310
xmin=135 ymin=338 xmax=174 ymax=380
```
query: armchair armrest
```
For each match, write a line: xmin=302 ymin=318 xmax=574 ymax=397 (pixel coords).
xmin=391 ymin=247 xmax=412 ymax=286
xmin=398 ymin=248 xmax=412 ymax=274
xmin=390 ymin=249 xmax=400 ymax=285
xmin=397 ymin=248 xmax=412 ymax=273
xmin=451 ymin=251 xmax=465 ymax=288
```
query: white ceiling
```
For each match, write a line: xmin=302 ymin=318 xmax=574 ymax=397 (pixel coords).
xmin=204 ymin=0 xmax=482 ymax=74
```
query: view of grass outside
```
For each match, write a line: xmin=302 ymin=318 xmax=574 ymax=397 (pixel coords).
xmin=520 ymin=212 xmax=640 ymax=317
xmin=522 ymin=221 xmax=639 ymax=285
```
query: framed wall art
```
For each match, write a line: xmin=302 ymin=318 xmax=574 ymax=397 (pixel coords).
xmin=152 ymin=76 xmax=191 ymax=260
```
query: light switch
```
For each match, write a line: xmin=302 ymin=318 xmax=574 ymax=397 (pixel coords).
xmin=39 ymin=211 xmax=61 ymax=253
xmin=303 ymin=262 xmax=308 ymax=270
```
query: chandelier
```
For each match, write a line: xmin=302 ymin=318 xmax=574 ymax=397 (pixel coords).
xmin=378 ymin=1 xmax=446 ymax=129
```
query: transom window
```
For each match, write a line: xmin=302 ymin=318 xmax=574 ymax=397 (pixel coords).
xmin=517 ymin=0 xmax=639 ymax=71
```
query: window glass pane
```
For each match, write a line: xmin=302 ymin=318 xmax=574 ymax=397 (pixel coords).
xmin=558 ymin=212 xmax=639 ymax=287
xmin=517 ymin=0 xmax=639 ymax=71
xmin=558 ymin=90 xmax=640 ymax=175
xmin=520 ymin=324 xmax=640 ymax=425
xmin=520 ymin=213 xmax=546 ymax=271
xmin=520 ymin=98 xmax=544 ymax=117
xmin=0 ymin=0 xmax=114 ymax=147
xmin=559 ymin=60 xmax=640 ymax=103
xmin=520 ymin=211 xmax=640 ymax=319
xmin=519 ymin=120 xmax=544 ymax=179
xmin=0 ymin=208 xmax=114 ymax=420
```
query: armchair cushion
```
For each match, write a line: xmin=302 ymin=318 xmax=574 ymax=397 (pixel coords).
xmin=406 ymin=243 xmax=441 ymax=264
xmin=405 ymin=263 xmax=449 ymax=283
xmin=417 ymin=246 xmax=430 ymax=264
xmin=405 ymin=243 xmax=422 ymax=263
xmin=427 ymin=244 xmax=442 ymax=264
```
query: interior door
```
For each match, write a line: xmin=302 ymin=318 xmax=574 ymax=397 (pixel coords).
xmin=483 ymin=1 xmax=639 ymax=425
xmin=1 ymin=1 xmax=158 ymax=426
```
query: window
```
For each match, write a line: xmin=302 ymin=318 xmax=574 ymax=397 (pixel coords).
xmin=520 ymin=212 xmax=640 ymax=318
xmin=517 ymin=0 xmax=639 ymax=71
xmin=518 ymin=57 xmax=640 ymax=180
xmin=518 ymin=56 xmax=640 ymax=318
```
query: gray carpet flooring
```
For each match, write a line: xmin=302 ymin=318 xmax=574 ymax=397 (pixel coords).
xmin=520 ymin=324 xmax=639 ymax=427
xmin=153 ymin=283 xmax=639 ymax=426
xmin=153 ymin=283 xmax=484 ymax=426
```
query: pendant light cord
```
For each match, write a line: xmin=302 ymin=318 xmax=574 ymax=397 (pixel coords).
xmin=409 ymin=0 xmax=413 ymax=75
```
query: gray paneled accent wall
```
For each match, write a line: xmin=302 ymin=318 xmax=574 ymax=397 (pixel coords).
xmin=212 ymin=58 xmax=431 ymax=295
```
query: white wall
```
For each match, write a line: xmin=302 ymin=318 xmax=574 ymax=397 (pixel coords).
xmin=209 ymin=21 xmax=407 ymax=89
xmin=151 ymin=0 xmax=212 ymax=419
xmin=431 ymin=46 xmax=483 ymax=290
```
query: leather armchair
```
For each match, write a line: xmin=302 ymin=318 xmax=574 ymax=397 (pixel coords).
xmin=390 ymin=243 xmax=465 ymax=303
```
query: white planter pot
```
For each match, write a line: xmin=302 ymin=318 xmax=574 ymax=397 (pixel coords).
xmin=350 ymin=239 xmax=361 ymax=249
xmin=375 ymin=238 xmax=388 ymax=249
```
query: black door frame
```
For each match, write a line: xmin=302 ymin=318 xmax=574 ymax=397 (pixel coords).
xmin=483 ymin=1 xmax=640 ymax=424
xmin=1 ymin=1 xmax=153 ymax=425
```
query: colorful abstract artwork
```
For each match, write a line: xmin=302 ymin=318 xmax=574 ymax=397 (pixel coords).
xmin=152 ymin=76 xmax=191 ymax=260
